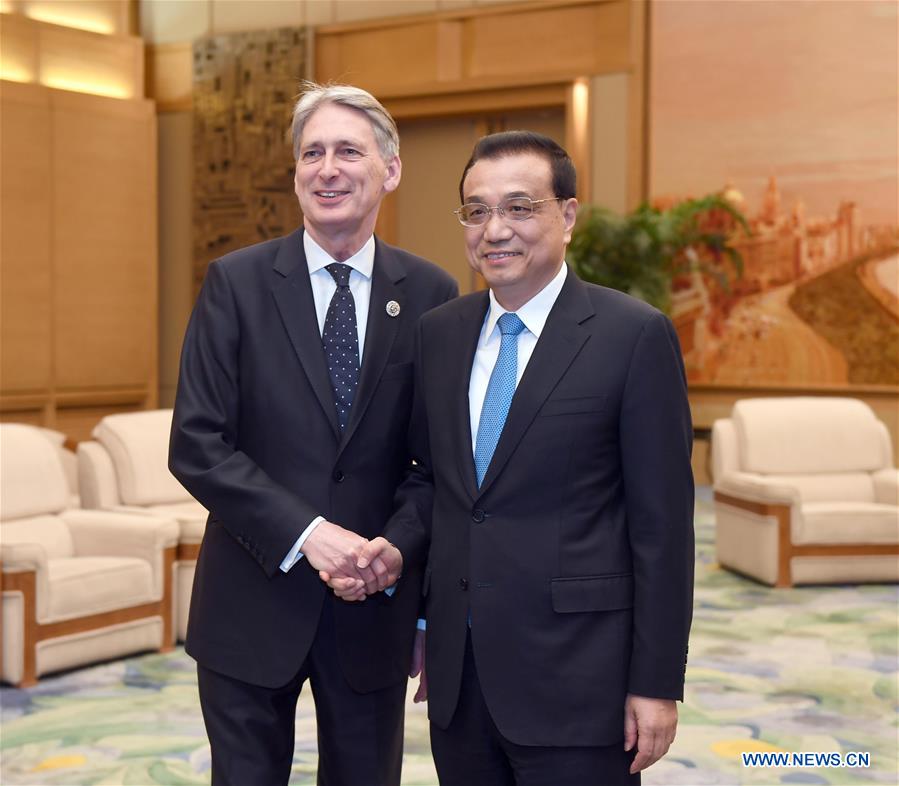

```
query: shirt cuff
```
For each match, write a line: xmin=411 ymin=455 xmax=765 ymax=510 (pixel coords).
xmin=416 ymin=618 xmax=427 ymax=631
xmin=279 ymin=516 xmax=325 ymax=573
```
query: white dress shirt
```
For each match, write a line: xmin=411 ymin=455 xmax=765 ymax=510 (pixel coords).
xmin=280 ymin=232 xmax=375 ymax=573
xmin=469 ymin=262 xmax=568 ymax=452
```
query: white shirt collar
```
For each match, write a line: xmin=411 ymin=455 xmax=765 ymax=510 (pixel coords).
xmin=303 ymin=231 xmax=375 ymax=280
xmin=484 ymin=262 xmax=568 ymax=340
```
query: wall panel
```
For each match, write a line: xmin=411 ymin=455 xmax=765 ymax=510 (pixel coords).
xmin=315 ymin=0 xmax=634 ymax=98
xmin=464 ymin=1 xmax=629 ymax=80
xmin=0 ymin=81 xmax=157 ymax=443
xmin=0 ymin=81 xmax=52 ymax=393
xmin=52 ymin=90 xmax=156 ymax=391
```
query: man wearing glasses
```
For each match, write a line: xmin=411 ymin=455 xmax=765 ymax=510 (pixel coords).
xmin=331 ymin=130 xmax=694 ymax=784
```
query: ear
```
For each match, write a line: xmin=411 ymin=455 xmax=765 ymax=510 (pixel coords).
xmin=561 ymin=197 xmax=579 ymax=243
xmin=382 ymin=155 xmax=402 ymax=194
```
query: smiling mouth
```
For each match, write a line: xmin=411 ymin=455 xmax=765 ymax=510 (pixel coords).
xmin=484 ymin=251 xmax=520 ymax=261
xmin=315 ymin=191 xmax=349 ymax=199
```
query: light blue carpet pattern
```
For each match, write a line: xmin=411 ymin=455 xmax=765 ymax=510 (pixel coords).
xmin=2 ymin=490 xmax=897 ymax=785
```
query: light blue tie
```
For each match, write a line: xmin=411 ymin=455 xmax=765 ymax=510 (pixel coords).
xmin=474 ymin=312 xmax=526 ymax=487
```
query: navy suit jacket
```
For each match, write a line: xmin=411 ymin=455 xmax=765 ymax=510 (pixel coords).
xmin=387 ymin=269 xmax=694 ymax=746
xmin=169 ymin=227 xmax=457 ymax=690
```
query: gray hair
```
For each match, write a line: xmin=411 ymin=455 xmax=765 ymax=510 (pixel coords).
xmin=290 ymin=81 xmax=399 ymax=163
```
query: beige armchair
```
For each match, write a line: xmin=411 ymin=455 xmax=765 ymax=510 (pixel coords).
xmin=77 ymin=409 xmax=206 ymax=641
xmin=712 ymin=397 xmax=899 ymax=587
xmin=1 ymin=423 xmax=179 ymax=687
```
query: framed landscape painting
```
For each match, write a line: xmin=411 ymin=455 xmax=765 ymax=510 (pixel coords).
xmin=650 ymin=0 xmax=898 ymax=388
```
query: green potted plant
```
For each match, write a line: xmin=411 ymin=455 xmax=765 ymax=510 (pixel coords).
xmin=567 ymin=194 xmax=750 ymax=314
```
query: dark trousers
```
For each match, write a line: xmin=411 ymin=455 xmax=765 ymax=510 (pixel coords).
xmin=430 ymin=636 xmax=639 ymax=786
xmin=197 ymin=599 xmax=406 ymax=786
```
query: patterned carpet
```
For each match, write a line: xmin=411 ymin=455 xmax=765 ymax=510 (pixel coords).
xmin=2 ymin=490 xmax=897 ymax=785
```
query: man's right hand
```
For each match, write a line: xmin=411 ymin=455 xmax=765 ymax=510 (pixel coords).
xmin=320 ymin=537 xmax=403 ymax=601
xmin=300 ymin=520 xmax=368 ymax=579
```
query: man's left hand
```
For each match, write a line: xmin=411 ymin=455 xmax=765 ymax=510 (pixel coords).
xmin=623 ymin=694 xmax=677 ymax=774
xmin=410 ymin=629 xmax=427 ymax=702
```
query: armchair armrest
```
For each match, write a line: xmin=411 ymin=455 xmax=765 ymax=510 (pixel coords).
xmin=714 ymin=472 xmax=800 ymax=507
xmin=872 ymin=468 xmax=899 ymax=505
xmin=2 ymin=542 xmax=51 ymax=619
xmin=1 ymin=541 xmax=48 ymax=574
xmin=61 ymin=510 xmax=179 ymax=596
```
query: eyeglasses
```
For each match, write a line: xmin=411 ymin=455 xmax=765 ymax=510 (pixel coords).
xmin=454 ymin=197 xmax=561 ymax=227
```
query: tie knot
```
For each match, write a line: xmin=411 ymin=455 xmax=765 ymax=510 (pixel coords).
xmin=326 ymin=263 xmax=353 ymax=288
xmin=498 ymin=312 xmax=525 ymax=336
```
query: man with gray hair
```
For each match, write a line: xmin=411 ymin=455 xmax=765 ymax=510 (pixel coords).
xmin=169 ymin=81 xmax=457 ymax=786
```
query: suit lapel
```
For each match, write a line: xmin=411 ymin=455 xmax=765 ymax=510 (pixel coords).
xmin=477 ymin=271 xmax=595 ymax=497
xmin=453 ymin=293 xmax=491 ymax=500
xmin=338 ymin=238 xmax=403 ymax=454
xmin=271 ymin=228 xmax=341 ymax=441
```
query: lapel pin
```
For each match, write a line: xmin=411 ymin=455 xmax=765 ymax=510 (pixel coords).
xmin=385 ymin=300 xmax=401 ymax=318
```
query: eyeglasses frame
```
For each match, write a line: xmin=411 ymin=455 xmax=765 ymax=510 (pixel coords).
xmin=453 ymin=196 xmax=563 ymax=227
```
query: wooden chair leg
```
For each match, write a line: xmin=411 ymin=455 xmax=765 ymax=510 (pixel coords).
xmin=774 ymin=505 xmax=793 ymax=588
xmin=159 ymin=546 xmax=175 ymax=653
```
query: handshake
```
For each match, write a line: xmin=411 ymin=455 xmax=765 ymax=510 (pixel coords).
xmin=302 ymin=520 xmax=403 ymax=602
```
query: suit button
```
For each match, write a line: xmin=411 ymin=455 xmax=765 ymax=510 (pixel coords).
xmin=332 ymin=470 xmax=345 ymax=483
xmin=471 ymin=509 xmax=485 ymax=523
xmin=459 ymin=578 xmax=468 ymax=590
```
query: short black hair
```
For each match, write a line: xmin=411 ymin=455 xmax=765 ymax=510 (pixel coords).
xmin=458 ymin=130 xmax=577 ymax=203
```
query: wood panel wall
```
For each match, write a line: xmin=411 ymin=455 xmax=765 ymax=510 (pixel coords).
xmin=313 ymin=0 xmax=645 ymax=242
xmin=0 ymin=79 xmax=157 ymax=444
xmin=0 ymin=12 xmax=144 ymax=99
xmin=314 ymin=0 xmax=633 ymax=99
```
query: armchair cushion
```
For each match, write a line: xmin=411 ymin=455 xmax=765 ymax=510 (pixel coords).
xmin=0 ymin=424 xmax=69 ymax=519
xmin=47 ymin=557 xmax=154 ymax=620
xmin=39 ymin=428 xmax=78 ymax=505
xmin=76 ymin=440 xmax=121 ymax=509
xmin=93 ymin=410 xmax=189 ymax=506
xmin=733 ymin=397 xmax=888 ymax=475
xmin=61 ymin=510 xmax=178 ymax=595
xmin=796 ymin=503 xmax=899 ymax=546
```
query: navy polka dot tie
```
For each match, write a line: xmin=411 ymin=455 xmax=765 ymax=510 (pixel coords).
xmin=474 ymin=312 xmax=526 ymax=486
xmin=322 ymin=263 xmax=360 ymax=431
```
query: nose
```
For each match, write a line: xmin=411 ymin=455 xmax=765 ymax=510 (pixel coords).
xmin=482 ymin=209 xmax=512 ymax=241
xmin=318 ymin=150 xmax=339 ymax=180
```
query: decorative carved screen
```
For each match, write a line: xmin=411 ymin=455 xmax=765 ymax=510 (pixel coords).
xmin=192 ymin=27 xmax=306 ymax=293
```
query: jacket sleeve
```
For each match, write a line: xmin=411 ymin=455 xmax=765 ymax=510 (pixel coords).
xmin=168 ymin=259 xmax=320 ymax=578
xmin=620 ymin=311 xmax=695 ymax=700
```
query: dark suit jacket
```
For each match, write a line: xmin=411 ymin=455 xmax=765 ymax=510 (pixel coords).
xmin=169 ymin=227 xmax=457 ymax=691
xmin=387 ymin=269 xmax=694 ymax=747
